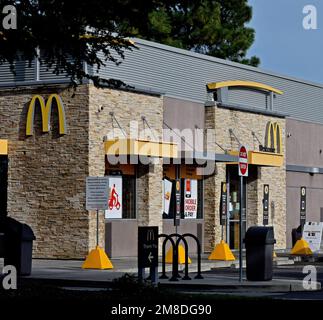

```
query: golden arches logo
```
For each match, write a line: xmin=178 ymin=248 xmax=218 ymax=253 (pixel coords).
xmin=264 ymin=121 xmax=282 ymax=154
xmin=26 ymin=94 xmax=67 ymax=136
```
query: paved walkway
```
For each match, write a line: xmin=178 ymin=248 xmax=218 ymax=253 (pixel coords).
xmin=1 ymin=257 xmax=319 ymax=293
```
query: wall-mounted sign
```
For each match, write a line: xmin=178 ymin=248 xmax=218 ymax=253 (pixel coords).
xmin=260 ymin=121 xmax=282 ymax=154
xmin=86 ymin=177 xmax=109 ymax=210
xmin=162 ymin=178 xmax=172 ymax=216
xmin=174 ymin=179 xmax=181 ymax=226
xmin=184 ymin=179 xmax=198 ymax=219
xmin=26 ymin=94 xmax=67 ymax=136
xmin=263 ymin=184 xmax=269 ymax=225
xmin=300 ymin=186 xmax=306 ymax=227
xmin=238 ymin=145 xmax=248 ymax=177
xmin=303 ymin=222 xmax=323 ymax=252
xmin=105 ymin=176 xmax=122 ymax=219
xmin=220 ymin=182 xmax=227 ymax=226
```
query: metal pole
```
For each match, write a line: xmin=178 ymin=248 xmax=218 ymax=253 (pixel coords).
xmin=96 ymin=209 xmax=99 ymax=247
xmin=239 ymin=176 xmax=243 ymax=282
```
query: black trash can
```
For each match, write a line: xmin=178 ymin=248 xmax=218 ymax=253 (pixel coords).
xmin=244 ymin=226 xmax=276 ymax=281
xmin=291 ymin=225 xmax=302 ymax=247
xmin=3 ymin=217 xmax=36 ymax=276
xmin=0 ymin=232 xmax=5 ymax=257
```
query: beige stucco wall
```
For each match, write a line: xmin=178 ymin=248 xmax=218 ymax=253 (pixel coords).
xmin=204 ymin=103 xmax=286 ymax=251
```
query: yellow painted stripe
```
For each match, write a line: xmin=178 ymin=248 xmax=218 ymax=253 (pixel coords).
xmin=206 ymin=80 xmax=283 ymax=95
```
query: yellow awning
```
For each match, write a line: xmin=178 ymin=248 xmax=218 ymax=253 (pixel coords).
xmin=227 ymin=150 xmax=283 ymax=167
xmin=0 ymin=140 xmax=8 ymax=155
xmin=104 ymin=139 xmax=178 ymax=158
xmin=249 ymin=151 xmax=283 ymax=167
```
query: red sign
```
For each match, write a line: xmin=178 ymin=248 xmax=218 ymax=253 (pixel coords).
xmin=238 ymin=145 xmax=248 ymax=177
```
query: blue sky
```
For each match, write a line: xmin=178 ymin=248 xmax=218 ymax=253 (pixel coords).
xmin=247 ymin=0 xmax=323 ymax=84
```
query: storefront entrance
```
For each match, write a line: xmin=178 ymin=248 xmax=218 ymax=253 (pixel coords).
xmin=0 ymin=156 xmax=8 ymax=219
xmin=226 ymin=165 xmax=247 ymax=250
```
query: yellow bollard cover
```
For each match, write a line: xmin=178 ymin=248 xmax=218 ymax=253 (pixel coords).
xmin=291 ymin=238 xmax=313 ymax=256
xmin=208 ymin=240 xmax=236 ymax=261
xmin=82 ymin=246 xmax=114 ymax=269
xmin=165 ymin=245 xmax=192 ymax=264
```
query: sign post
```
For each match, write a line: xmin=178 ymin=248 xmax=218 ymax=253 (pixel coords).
xmin=300 ymin=186 xmax=306 ymax=229
xmin=86 ymin=176 xmax=110 ymax=246
xmin=238 ymin=145 xmax=248 ymax=282
xmin=174 ymin=179 xmax=181 ymax=228
xmin=138 ymin=226 xmax=159 ymax=285
xmin=263 ymin=185 xmax=269 ymax=226
xmin=83 ymin=176 xmax=113 ymax=269
xmin=220 ymin=182 xmax=228 ymax=239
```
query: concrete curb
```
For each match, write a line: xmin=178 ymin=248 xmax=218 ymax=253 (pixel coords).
xmin=158 ymin=279 xmax=321 ymax=293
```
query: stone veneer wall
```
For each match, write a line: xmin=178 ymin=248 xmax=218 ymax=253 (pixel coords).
xmin=0 ymin=84 xmax=164 ymax=259
xmin=0 ymin=85 xmax=91 ymax=258
xmin=88 ymin=87 xmax=164 ymax=251
xmin=204 ymin=103 xmax=286 ymax=251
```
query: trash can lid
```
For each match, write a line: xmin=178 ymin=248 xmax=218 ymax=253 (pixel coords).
xmin=244 ymin=226 xmax=276 ymax=245
xmin=3 ymin=217 xmax=36 ymax=240
xmin=21 ymin=224 xmax=36 ymax=241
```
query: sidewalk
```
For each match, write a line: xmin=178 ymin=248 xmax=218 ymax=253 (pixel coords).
xmin=1 ymin=257 xmax=319 ymax=293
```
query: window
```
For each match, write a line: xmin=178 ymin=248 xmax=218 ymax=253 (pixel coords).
xmin=162 ymin=178 xmax=203 ymax=220
xmin=122 ymin=175 xmax=136 ymax=219
xmin=105 ymin=169 xmax=136 ymax=219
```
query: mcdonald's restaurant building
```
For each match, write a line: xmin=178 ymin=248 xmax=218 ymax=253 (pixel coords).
xmin=0 ymin=38 xmax=323 ymax=259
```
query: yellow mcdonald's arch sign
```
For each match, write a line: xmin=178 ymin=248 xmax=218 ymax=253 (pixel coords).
xmin=26 ymin=94 xmax=67 ymax=136
xmin=262 ymin=121 xmax=282 ymax=154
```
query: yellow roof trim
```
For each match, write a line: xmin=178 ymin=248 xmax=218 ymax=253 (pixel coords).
xmin=0 ymin=139 xmax=8 ymax=155
xmin=227 ymin=150 xmax=283 ymax=167
xmin=105 ymin=139 xmax=178 ymax=159
xmin=206 ymin=80 xmax=283 ymax=95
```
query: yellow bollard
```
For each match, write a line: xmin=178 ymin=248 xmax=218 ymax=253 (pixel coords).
xmin=208 ymin=240 xmax=236 ymax=261
xmin=82 ymin=246 xmax=114 ymax=269
xmin=291 ymin=238 xmax=313 ymax=256
xmin=165 ymin=245 xmax=192 ymax=264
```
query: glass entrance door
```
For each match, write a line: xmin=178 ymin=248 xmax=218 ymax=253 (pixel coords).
xmin=0 ymin=156 xmax=8 ymax=219
xmin=227 ymin=165 xmax=247 ymax=250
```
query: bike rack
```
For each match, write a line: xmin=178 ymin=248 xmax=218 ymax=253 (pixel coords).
xmin=158 ymin=234 xmax=176 ymax=280
xmin=182 ymin=233 xmax=204 ymax=279
xmin=174 ymin=235 xmax=191 ymax=280
xmin=158 ymin=233 xmax=203 ymax=281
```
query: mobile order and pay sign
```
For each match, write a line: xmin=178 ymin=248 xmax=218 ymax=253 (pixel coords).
xmin=86 ymin=177 xmax=109 ymax=210
xmin=238 ymin=145 xmax=248 ymax=177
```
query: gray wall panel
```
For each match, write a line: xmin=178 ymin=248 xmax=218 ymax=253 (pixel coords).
xmin=286 ymin=118 xmax=323 ymax=167
xmin=96 ymin=39 xmax=323 ymax=123
xmin=0 ymin=60 xmax=35 ymax=83
xmin=0 ymin=38 xmax=323 ymax=124
xmin=163 ymin=96 xmax=205 ymax=152
xmin=286 ymin=172 xmax=323 ymax=248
